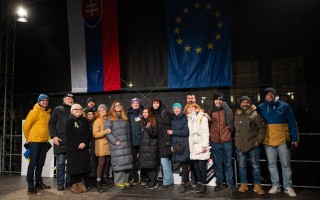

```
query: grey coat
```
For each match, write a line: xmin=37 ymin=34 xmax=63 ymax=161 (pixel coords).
xmin=234 ymin=104 xmax=266 ymax=153
xmin=105 ymin=115 xmax=133 ymax=172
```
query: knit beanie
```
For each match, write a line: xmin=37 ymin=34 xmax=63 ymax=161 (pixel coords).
xmin=172 ymin=103 xmax=182 ymax=111
xmin=37 ymin=94 xmax=49 ymax=102
xmin=87 ymin=97 xmax=95 ymax=103
xmin=213 ymin=93 xmax=223 ymax=100
xmin=264 ymin=87 xmax=276 ymax=96
xmin=131 ymin=98 xmax=140 ymax=104
xmin=239 ymin=96 xmax=251 ymax=104
xmin=98 ymin=104 xmax=107 ymax=111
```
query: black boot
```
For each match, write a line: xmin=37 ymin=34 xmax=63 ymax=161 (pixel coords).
xmin=199 ymin=184 xmax=208 ymax=194
xmin=35 ymin=181 xmax=51 ymax=189
xmin=191 ymin=183 xmax=202 ymax=193
xmin=27 ymin=186 xmax=38 ymax=194
xmin=96 ymin=181 xmax=104 ymax=193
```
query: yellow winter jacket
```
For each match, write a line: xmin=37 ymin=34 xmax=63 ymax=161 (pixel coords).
xmin=23 ymin=103 xmax=51 ymax=143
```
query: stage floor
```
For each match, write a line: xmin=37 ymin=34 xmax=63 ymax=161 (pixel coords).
xmin=0 ymin=175 xmax=319 ymax=199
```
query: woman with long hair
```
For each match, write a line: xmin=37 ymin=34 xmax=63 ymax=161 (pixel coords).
xmin=104 ymin=101 xmax=133 ymax=189
xmin=139 ymin=107 xmax=160 ymax=189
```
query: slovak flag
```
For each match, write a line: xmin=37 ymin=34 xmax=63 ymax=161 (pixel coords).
xmin=67 ymin=0 xmax=120 ymax=93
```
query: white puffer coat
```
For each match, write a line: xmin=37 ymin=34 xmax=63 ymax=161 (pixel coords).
xmin=187 ymin=111 xmax=211 ymax=160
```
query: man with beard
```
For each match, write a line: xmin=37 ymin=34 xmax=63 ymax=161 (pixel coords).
xmin=234 ymin=96 xmax=266 ymax=195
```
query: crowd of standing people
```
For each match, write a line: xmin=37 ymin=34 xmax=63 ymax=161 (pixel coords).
xmin=23 ymin=88 xmax=299 ymax=197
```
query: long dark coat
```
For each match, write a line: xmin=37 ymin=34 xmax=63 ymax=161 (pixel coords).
xmin=151 ymin=101 xmax=173 ymax=158
xmin=66 ymin=115 xmax=91 ymax=176
xmin=139 ymin=118 xmax=160 ymax=169
xmin=171 ymin=112 xmax=190 ymax=164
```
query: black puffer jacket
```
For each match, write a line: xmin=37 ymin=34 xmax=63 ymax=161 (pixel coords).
xmin=171 ymin=112 xmax=190 ymax=164
xmin=49 ymin=104 xmax=71 ymax=155
xmin=151 ymin=100 xmax=172 ymax=158
xmin=139 ymin=119 xmax=160 ymax=169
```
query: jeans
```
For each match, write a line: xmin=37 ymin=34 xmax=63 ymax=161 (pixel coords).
xmin=236 ymin=146 xmax=262 ymax=184
xmin=264 ymin=143 xmax=292 ymax=189
xmin=56 ymin=153 xmax=70 ymax=187
xmin=211 ymin=141 xmax=234 ymax=185
xmin=160 ymin=157 xmax=174 ymax=185
xmin=27 ymin=142 xmax=47 ymax=187
xmin=193 ymin=160 xmax=207 ymax=184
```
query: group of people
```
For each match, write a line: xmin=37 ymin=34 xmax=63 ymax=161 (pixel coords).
xmin=23 ymin=87 xmax=299 ymax=197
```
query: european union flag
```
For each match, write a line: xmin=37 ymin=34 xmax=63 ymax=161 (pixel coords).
xmin=166 ymin=0 xmax=232 ymax=88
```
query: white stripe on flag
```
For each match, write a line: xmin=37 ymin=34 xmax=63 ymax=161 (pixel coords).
xmin=67 ymin=0 xmax=87 ymax=93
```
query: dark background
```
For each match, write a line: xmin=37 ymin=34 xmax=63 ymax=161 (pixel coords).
xmin=9 ymin=0 xmax=320 ymax=188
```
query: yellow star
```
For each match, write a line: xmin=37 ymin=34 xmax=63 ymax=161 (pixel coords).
xmin=215 ymin=33 xmax=221 ymax=40
xmin=182 ymin=7 xmax=189 ymax=14
xmin=195 ymin=47 xmax=202 ymax=54
xmin=176 ymin=38 xmax=183 ymax=45
xmin=217 ymin=21 xmax=223 ymax=28
xmin=194 ymin=2 xmax=200 ymax=9
xmin=206 ymin=3 xmax=212 ymax=10
xmin=214 ymin=10 xmax=221 ymax=18
xmin=174 ymin=27 xmax=180 ymax=34
xmin=184 ymin=45 xmax=191 ymax=52
xmin=207 ymin=42 xmax=214 ymax=50
xmin=175 ymin=16 xmax=182 ymax=23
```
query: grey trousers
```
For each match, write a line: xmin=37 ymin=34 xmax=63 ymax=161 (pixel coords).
xmin=114 ymin=170 xmax=130 ymax=185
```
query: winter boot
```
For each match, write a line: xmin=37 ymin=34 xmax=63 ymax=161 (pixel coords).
xmin=71 ymin=183 xmax=81 ymax=194
xmin=78 ymin=182 xmax=88 ymax=193
xmin=238 ymin=183 xmax=248 ymax=192
xmin=35 ymin=180 xmax=51 ymax=189
xmin=96 ymin=181 xmax=104 ymax=193
xmin=253 ymin=184 xmax=265 ymax=195
xmin=199 ymin=184 xmax=208 ymax=194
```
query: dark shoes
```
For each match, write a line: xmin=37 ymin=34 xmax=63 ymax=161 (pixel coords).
xmin=96 ymin=181 xmax=104 ymax=193
xmin=27 ymin=187 xmax=37 ymax=194
xmin=57 ymin=185 xmax=64 ymax=191
xmin=227 ymin=183 xmax=237 ymax=192
xmin=146 ymin=182 xmax=158 ymax=189
xmin=191 ymin=183 xmax=207 ymax=194
xmin=35 ymin=181 xmax=51 ymax=189
xmin=214 ymin=184 xmax=226 ymax=192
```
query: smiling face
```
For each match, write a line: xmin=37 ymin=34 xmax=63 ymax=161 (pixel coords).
xmin=173 ymin=106 xmax=181 ymax=116
xmin=38 ymin=98 xmax=49 ymax=108
xmin=71 ymin=105 xmax=83 ymax=117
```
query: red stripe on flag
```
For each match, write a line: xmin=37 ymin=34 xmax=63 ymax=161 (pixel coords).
xmin=101 ymin=0 xmax=120 ymax=91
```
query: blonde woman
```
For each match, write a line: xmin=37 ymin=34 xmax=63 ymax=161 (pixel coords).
xmin=104 ymin=101 xmax=133 ymax=189
xmin=184 ymin=102 xmax=210 ymax=195
xmin=93 ymin=104 xmax=111 ymax=192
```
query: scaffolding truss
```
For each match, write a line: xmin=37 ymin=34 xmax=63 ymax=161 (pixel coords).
xmin=0 ymin=0 xmax=17 ymax=174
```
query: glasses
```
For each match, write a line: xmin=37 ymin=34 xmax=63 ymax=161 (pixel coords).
xmin=73 ymin=108 xmax=83 ymax=111
xmin=114 ymin=104 xmax=121 ymax=107
xmin=40 ymin=99 xmax=49 ymax=102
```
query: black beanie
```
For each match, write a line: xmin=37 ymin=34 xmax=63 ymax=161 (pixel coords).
xmin=213 ymin=93 xmax=223 ymax=100
xmin=87 ymin=97 xmax=95 ymax=103
xmin=264 ymin=87 xmax=276 ymax=96
xmin=239 ymin=96 xmax=251 ymax=104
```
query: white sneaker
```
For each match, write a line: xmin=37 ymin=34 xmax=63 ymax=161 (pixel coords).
xmin=268 ymin=185 xmax=281 ymax=194
xmin=285 ymin=187 xmax=297 ymax=197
